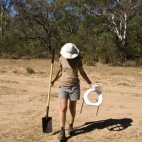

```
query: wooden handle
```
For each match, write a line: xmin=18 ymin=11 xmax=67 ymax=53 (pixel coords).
xmin=51 ymin=49 xmax=55 ymax=64
xmin=47 ymin=49 xmax=55 ymax=106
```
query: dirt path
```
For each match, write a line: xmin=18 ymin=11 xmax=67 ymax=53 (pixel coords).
xmin=0 ymin=59 xmax=142 ymax=142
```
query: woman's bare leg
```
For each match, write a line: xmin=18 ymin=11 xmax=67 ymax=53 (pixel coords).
xmin=59 ymin=99 xmax=68 ymax=128
xmin=69 ymin=100 xmax=77 ymax=125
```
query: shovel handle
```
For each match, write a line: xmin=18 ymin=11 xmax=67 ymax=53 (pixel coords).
xmin=46 ymin=106 xmax=49 ymax=119
xmin=47 ymin=49 xmax=55 ymax=106
xmin=51 ymin=49 xmax=55 ymax=64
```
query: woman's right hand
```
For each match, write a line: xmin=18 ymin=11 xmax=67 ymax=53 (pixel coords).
xmin=50 ymin=81 xmax=54 ymax=87
xmin=89 ymin=82 xmax=95 ymax=89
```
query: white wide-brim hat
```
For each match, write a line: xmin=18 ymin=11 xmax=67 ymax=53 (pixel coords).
xmin=60 ymin=43 xmax=79 ymax=59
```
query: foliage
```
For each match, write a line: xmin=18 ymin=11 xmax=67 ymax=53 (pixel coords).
xmin=82 ymin=0 xmax=142 ymax=61
xmin=127 ymin=13 xmax=142 ymax=60
xmin=0 ymin=0 xmax=142 ymax=66
xmin=94 ymin=32 xmax=121 ymax=64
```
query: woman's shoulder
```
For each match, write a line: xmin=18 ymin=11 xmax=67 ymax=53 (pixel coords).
xmin=59 ymin=56 xmax=68 ymax=64
xmin=59 ymin=56 xmax=64 ymax=60
xmin=59 ymin=56 xmax=66 ymax=61
xmin=73 ymin=55 xmax=83 ymax=66
xmin=75 ymin=55 xmax=83 ymax=61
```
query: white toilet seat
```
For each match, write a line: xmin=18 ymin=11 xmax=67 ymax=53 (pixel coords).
xmin=83 ymin=85 xmax=103 ymax=106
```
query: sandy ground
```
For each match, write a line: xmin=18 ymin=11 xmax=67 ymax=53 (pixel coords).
xmin=0 ymin=59 xmax=142 ymax=142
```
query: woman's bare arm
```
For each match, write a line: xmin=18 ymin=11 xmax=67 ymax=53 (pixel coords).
xmin=51 ymin=66 xmax=62 ymax=86
xmin=78 ymin=66 xmax=93 ymax=88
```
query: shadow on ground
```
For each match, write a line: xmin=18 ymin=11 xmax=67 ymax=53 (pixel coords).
xmin=52 ymin=118 xmax=133 ymax=142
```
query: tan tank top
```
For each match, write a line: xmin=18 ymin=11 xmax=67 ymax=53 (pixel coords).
xmin=59 ymin=56 xmax=83 ymax=86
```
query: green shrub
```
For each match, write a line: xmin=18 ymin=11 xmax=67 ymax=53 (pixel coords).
xmin=135 ymin=58 xmax=142 ymax=67
xmin=26 ymin=67 xmax=35 ymax=74
xmin=82 ymin=53 xmax=95 ymax=66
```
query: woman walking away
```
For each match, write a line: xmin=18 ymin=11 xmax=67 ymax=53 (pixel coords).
xmin=51 ymin=43 xmax=94 ymax=141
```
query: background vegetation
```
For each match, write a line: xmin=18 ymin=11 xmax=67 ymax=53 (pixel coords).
xmin=0 ymin=0 xmax=142 ymax=66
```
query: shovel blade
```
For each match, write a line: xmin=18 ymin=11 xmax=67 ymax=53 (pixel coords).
xmin=42 ymin=116 xmax=52 ymax=133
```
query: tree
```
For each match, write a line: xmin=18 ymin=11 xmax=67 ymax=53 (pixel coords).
xmin=0 ymin=0 xmax=15 ymax=39
xmin=0 ymin=1 xmax=7 ymax=39
xmin=13 ymin=0 xmax=59 ymax=53
xmin=127 ymin=12 xmax=142 ymax=59
xmin=83 ymin=0 xmax=142 ymax=60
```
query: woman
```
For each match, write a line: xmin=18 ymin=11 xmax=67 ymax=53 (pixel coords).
xmin=51 ymin=43 xmax=94 ymax=141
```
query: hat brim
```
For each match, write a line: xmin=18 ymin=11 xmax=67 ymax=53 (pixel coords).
xmin=60 ymin=51 xmax=79 ymax=59
xmin=60 ymin=44 xmax=79 ymax=59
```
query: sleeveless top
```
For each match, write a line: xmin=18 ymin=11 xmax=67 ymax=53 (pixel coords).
xmin=59 ymin=56 xmax=83 ymax=86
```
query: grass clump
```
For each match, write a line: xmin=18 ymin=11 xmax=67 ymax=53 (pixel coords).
xmin=26 ymin=67 xmax=35 ymax=74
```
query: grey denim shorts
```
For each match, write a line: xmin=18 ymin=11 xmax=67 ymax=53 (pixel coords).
xmin=58 ymin=85 xmax=80 ymax=101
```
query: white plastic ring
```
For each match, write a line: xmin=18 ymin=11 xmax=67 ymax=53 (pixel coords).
xmin=83 ymin=87 xmax=103 ymax=106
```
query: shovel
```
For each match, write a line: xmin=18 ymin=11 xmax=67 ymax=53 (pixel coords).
xmin=42 ymin=49 xmax=55 ymax=133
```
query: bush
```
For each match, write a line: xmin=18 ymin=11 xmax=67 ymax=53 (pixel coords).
xmin=82 ymin=55 xmax=95 ymax=66
xmin=26 ymin=67 xmax=35 ymax=74
xmin=135 ymin=58 xmax=142 ymax=67
xmin=94 ymin=33 xmax=121 ymax=65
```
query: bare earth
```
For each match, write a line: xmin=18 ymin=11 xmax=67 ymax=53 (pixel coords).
xmin=0 ymin=59 xmax=142 ymax=142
